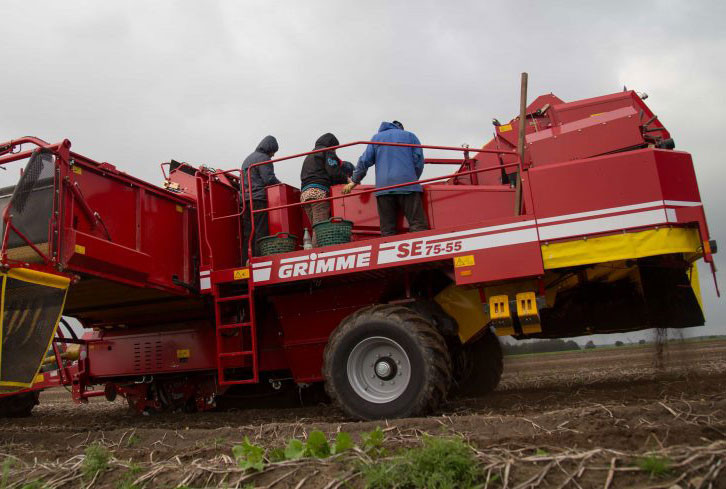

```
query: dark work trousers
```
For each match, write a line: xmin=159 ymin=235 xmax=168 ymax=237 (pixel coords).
xmin=242 ymin=199 xmax=269 ymax=264
xmin=376 ymin=192 xmax=429 ymax=237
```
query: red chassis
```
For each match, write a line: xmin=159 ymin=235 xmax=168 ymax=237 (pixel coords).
xmin=0 ymin=89 xmax=717 ymax=418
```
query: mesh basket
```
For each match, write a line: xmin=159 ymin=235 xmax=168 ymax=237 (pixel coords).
xmin=313 ymin=217 xmax=353 ymax=247
xmin=257 ymin=232 xmax=297 ymax=256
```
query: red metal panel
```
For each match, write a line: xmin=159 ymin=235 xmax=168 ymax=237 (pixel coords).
xmin=87 ymin=323 xmax=216 ymax=378
xmin=56 ymin=155 xmax=196 ymax=294
xmin=654 ymin=151 xmax=702 ymax=202
xmin=266 ymin=184 xmax=303 ymax=239
xmin=528 ymin=149 xmax=665 ymax=222
xmin=426 ymin=185 xmax=515 ymax=229
xmin=527 ymin=107 xmax=643 ymax=166
xmin=268 ymin=280 xmax=386 ymax=382
xmin=455 ymin=242 xmax=544 ymax=285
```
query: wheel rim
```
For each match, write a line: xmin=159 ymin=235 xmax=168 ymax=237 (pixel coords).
xmin=346 ymin=336 xmax=411 ymax=404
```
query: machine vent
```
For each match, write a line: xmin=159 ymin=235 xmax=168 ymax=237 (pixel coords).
xmin=132 ymin=340 xmax=164 ymax=373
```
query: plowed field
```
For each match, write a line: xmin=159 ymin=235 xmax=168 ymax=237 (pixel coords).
xmin=1 ymin=340 xmax=724 ymax=488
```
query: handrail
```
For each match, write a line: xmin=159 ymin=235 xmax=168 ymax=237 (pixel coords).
xmin=0 ymin=137 xmax=60 ymax=166
xmin=228 ymin=139 xmax=522 ymax=263
xmin=258 ymin=161 xmax=521 ymax=214
xmin=209 ymin=168 xmax=246 ymax=221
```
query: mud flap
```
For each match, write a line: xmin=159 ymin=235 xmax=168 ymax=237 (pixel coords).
xmin=0 ymin=268 xmax=69 ymax=393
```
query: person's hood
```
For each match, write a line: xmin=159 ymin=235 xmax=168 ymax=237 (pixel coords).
xmin=256 ymin=135 xmax=279 ymax=156
xmin=314 ymin=133 xmax=339 ymax=149
xmin=378 ymin=121 xmax=399 ymax=132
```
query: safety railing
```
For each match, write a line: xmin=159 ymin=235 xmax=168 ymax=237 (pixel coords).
xmin=211 ymin=140 xmax=521 ymax=264
xmin=0 ymin=137 xmax=66 ymax=265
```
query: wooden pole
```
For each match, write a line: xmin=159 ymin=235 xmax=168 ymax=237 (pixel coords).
xmin=514 ymin=72 xmax=528 ymax=216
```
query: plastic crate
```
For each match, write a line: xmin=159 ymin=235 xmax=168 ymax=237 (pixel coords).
xmin=257 ymin=232 xmax=297 ymax=256
xmin=313 ymin=217 xmax=353 ymax=247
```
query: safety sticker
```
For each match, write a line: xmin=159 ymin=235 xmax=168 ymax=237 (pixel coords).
xmin=498 ymin=124 xmax=513 ymax=132
xmin=177 ymin=349 xmax=190 ymax=359
xmin=72 ymin=166 xmax=82 ymax=175
xmin=454 ymin=255 xmax=475 ymax=267
xmin=74 ymin=244 xmax=86 ymax=255
xmin=233 ymin=269 xmax=250 ymax=280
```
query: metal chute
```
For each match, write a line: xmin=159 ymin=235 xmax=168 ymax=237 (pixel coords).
xmin=0 ymin=268 xmax=69 ymax=392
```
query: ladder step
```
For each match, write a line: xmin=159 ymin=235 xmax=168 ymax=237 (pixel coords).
xmin=216 ymin=294 xmax=250 ymax=303
xmin=217 ymin=322 xmax=252 ymax=331
xmin=220 ymin=378 xmax=257 ymax=385
xmin=219 ymin=351 xmax=254 ymax=358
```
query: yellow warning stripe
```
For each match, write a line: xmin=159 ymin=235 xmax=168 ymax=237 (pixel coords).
xmin=0 ymin=380 xmax=32 ymax=388
xmin=541 ymin=227 xmax=702 ymax=270
xmin=6 ymin=268 xmax=70 ymax=289
xmin=0 ymin=275 xmax=5 ymax=381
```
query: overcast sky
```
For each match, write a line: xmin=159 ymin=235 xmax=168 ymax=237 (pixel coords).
xmin=1 ymin=1 xmax=723 ymax=340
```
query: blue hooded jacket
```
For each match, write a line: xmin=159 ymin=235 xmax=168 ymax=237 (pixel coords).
xmin=352 ymin=122 xmax=424 ymax=195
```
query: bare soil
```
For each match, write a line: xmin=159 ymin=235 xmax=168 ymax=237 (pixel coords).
xmin=1 ymin=339 xmax=724 ymax=488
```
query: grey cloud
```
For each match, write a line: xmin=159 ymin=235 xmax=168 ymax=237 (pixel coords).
xmin=0 ymin=0 xmax=723 ymax=335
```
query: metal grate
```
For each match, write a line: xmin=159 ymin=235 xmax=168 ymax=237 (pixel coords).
xmin=132 ymin=340 xmax=163 ymax=373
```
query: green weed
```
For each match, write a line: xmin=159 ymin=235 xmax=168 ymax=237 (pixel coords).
xmin=19 ymin=482 xmax=44 ymax=489
xmin=82 ymin=443 xmax=110 ymax=479
xmin=116 ymin=463 xmax=142 ymax=489
xmin=126 ymin=434 xmax=140 ymax=447
xmin=361 ymin=427 xmax=385 ymax=457
xmin=232 ymin=437 xmax=265 ymax=471
xmin=361 ymin=436 xmax=481 ymax=489
xmin=637 ymin=455 xmax=672 ymax=477
xmin=284 ymin=430 xmax=354 ymax=461
xmin=1 ymin=459 xmax=11 ymax=489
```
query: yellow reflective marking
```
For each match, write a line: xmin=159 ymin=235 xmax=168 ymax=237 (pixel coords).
xmin=177 ymin=349 xmax=190 ymax=359
xmin=0 ymin=275 xmax=5 ymax=380
xmin=541 ymin=227 xmax=702 ymax=270
xmin=460 ymin=270 xmax=472 ymax=277
xmin=489 ymin=295 xmax=510 ymax=320
xmin=7 ymin=268 xmax=71 ymax=289
xmin=72 ymin=166 xmax=82 ymax=175
xmin=0 ymin=381 xmax=32 ymax=388
xmin=498 ymin=124 xmax=513 ymax=132
xmin=175 ymin=205 xmax=184 ymax=213
xmin=454 ymin=255 xmax=475 ymax=268
xmin=75 ymin=244 xmax=86 ymax=255
xmin=233 ymin=269 xmax=250 ymax=280
xmin=590 ymin=112 xmax=604 ymax=117
xmin=515 ymin=291 xmax=537 ymax=316
xmin=33 ymin=374 xmax=45 ymax=384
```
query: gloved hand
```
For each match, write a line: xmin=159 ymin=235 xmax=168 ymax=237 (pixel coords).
xmin=342 ymin=182 xmax=357 ymax=195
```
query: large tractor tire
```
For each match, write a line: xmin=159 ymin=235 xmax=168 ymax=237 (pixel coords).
xmin=323 ymin=304 xmax=452 ymax=420
xmin=0 ymin=390 xmax=40 ymax=417
xmin=451 ymin=328 xmax=503 ymax=398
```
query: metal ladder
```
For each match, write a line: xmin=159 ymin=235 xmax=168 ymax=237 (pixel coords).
xmin=213 ymin=276 xmax=258 ymax=385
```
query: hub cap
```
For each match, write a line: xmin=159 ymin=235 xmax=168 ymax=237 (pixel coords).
xmin=347 ymin=336 xmax=411 ymax=403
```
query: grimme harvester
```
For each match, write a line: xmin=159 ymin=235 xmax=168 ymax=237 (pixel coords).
xmin=0 ymin=86 xmax=718 ymax=420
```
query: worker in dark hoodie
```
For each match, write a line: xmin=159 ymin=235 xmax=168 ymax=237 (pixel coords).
xmin=343 ymin=121 xmax=428 ymax=236
xmin=300 ymin=133 xmax=346 ymax=245
xmin=241 ymin=135 xmax=281 ymax=263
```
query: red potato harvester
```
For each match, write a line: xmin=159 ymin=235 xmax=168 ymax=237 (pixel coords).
xmin=0 ymin=80 xmax=718 ymax=420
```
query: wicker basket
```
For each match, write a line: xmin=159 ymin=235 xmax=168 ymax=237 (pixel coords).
xmin=258 ymin=232 xmax=297 ymax=256
xmin=313 ymin=217 xmax=353 ymax=247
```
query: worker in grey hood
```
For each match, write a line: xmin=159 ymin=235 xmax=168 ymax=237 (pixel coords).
xmin=241 ymin=135 xmax=281 ymax=263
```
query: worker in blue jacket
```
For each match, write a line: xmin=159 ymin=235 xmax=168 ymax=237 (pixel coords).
xmin=343 ymin=121 xmax=429 ymax=236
